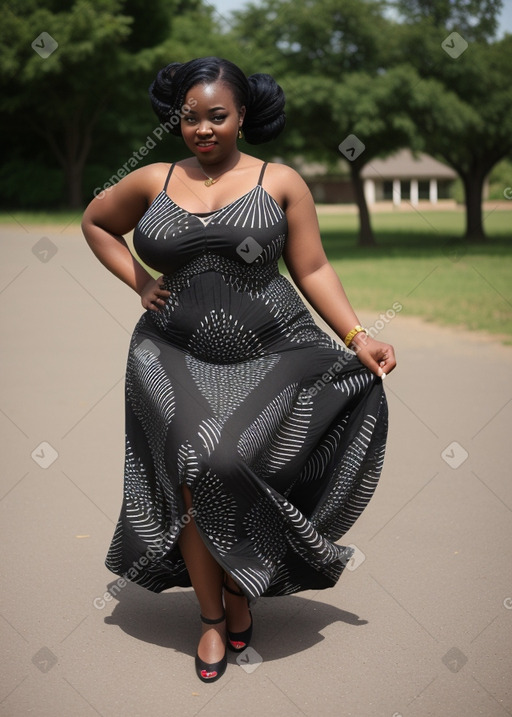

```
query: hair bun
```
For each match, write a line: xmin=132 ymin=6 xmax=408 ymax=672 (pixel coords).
xmin=149 ymin=62 xmax=182 ymax=127
xmin=243 ymin=73 xmax=286 ymax=144
xmin=148 ymin=58 xmax=286 ymax=144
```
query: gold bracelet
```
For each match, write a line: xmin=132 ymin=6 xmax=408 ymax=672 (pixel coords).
xmin=343 ymin=325 xmax=368 ymax=347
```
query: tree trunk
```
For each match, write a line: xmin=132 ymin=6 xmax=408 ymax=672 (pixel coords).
xmin=462 ymin=169 xmax=487 ymax=241
xmin=63 ymin=116 xmax=91 ymax=210
xmin=36 ymin=114 xmax=94 ymax=209
xmin=350 ymin=162 xmax=376 ymax=247
xmin=64 ymin=161 xmax=84 ymax=210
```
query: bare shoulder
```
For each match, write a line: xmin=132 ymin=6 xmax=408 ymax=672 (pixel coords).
xmin=83 ymin=162 xmax=174 ymax=235
xmin=262 ymin=162 xmax=313 ymax=210
xmin=264 ymin=162 xmax=308 ymax=188
xmin=116 ymin=162 xmax=172 ymax=199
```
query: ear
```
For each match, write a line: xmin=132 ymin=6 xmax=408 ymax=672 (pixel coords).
xmin=239 ymin=105 xmax=246 ymax=124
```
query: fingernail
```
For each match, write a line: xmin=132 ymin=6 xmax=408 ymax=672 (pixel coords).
xmin=380 ymin=372 xmax=386 ymax=379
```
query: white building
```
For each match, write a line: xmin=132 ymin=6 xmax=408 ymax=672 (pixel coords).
xmin=361 ymin=149 xmax=458 ymax=207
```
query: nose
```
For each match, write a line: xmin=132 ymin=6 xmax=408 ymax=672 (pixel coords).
xmin=196 ymin=120 xmax=213 ymax=136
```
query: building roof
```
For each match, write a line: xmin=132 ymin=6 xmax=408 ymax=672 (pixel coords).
xmin=361 ymin=149 xmax=457 ymax=180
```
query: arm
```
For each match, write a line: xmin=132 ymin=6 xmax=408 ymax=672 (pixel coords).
xmin=279 ymin=167 xmax=396 ymax=377
xmin=81 ymin=164 xmax=171 ymax=311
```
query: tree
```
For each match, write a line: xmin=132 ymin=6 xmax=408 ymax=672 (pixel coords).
xmin=233 ymin=0 xmax=512 ymax=243
xmin=283 ymin=68 xmax=420 ymax=246
xmin=1 ymin=1 xmax=135 ymax=208
xmin=231 ymin=0 xmax=418 ymax=246
xmin=0 ymin=0 xmax=237 ymax=209
xmin=390 ymin=20 xmax=512 ymax=240
xmin=391 ymin=0 xmax=503 ymax=41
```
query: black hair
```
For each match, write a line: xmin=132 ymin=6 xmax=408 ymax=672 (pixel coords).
xmin=149 ymin=57 xmax=285 ymax=144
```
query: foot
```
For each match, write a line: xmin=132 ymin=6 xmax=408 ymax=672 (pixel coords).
xmin=196 ymin=617 xmax=226 ymax=667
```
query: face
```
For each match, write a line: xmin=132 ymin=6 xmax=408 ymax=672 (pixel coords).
xmin=181 ymin=81 xmax=245 ymax=164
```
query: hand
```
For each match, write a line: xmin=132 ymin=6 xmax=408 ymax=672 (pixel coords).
xmin=140 ymin=276 xmax=171 ymax=311
xmin=350 ymin=332 xmax=397 ymax=379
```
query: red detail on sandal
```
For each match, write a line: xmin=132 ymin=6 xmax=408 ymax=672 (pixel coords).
xmin=229 ymin=640 xmax=246 ymax=650
xmin=201 ymin=669 xmax=218 ymax=679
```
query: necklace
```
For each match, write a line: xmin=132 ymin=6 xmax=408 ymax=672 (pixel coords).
xmin=198 ymin=165 xmax=223 ymax=187
xmin=197 ymin=157 xmax=240 ymax=187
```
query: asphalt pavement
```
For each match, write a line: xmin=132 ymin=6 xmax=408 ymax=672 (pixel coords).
xmin=1 ymin=221 xmax=511 ymax=717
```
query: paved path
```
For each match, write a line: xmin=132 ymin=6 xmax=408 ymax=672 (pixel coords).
xmin=1 ymin=223 xmax=511 ymax=717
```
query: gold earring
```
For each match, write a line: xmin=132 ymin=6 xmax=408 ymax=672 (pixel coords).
xmin=238 ymin=128 xmax=243 ymax=139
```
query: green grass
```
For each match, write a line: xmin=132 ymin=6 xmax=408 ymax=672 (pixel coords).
xmin=2 ymin=207 xmax=511 ymax=342
xmin=0 ymin=209 xmax=82 ymax=225
xmin=317 ymin=209 xmax=512 ymax=342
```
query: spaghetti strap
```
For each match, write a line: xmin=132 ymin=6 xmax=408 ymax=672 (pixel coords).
xmin=257 ymin=162 xmax=268 ymax=186
xmin=163 ymin=163 xmax=175 ymax=193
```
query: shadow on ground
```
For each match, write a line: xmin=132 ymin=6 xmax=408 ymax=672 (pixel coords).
xmin=103 ymin=580 xmax=368 ymax=662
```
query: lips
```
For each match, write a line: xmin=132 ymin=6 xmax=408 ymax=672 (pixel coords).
xmin=196 ymin=141 xmax=217 ymax=152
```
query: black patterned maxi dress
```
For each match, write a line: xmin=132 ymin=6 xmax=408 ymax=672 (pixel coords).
xmin=105 ymin=162 xmax=388 ymax=598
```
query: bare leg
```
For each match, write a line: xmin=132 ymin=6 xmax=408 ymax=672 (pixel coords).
xmin=179 ymin=486 xmax=225 ymax=664
xmin=224 ymin=572 xmax=252 ymax=634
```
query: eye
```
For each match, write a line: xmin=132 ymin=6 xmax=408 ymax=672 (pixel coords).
xmin=212 ymin=115 xmax=226 ymax=122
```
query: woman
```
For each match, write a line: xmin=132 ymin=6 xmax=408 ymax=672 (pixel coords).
xmin=82 ymin=57 xmax=396 ymax=684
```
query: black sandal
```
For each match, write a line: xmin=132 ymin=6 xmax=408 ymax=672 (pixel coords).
xmin=195 ymin=614 xmax=227 ymax=683
xmin=223 ymin=581 xmax=253 ymax=652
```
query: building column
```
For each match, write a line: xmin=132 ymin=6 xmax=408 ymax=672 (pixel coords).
xmin=392 ymin=179 xmax=401 ymax=206
xmin=429 ymin=178 xmax=438 ymax=204
xmin=410 ymin=179 xmax=419 ymax=206
xmin=364 ymin=178 xmax=375 ymax=205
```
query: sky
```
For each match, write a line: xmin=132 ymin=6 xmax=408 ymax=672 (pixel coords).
xmin=208 ymin=0 xmax=512 ymax=37
xmin=499 ymin=0 xmax=512 ymax=34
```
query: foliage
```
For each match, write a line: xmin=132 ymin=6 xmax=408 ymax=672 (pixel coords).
xmin=391 ymin=0 xmax=503 ymax=41
xmin=0 ymin=0 xmax=240 ymax=208
xmin=231 ymin=0 xmax=510 ymax=243
xmin=389 ymin=22 xmax=512 ymax=239
xmin=1 ymin=0 xmax=509 ymax=246
xmin=230 ymin=0 xmax=420 ymax=245
xmin=487 ymin=158 xmax=512 ymax=199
